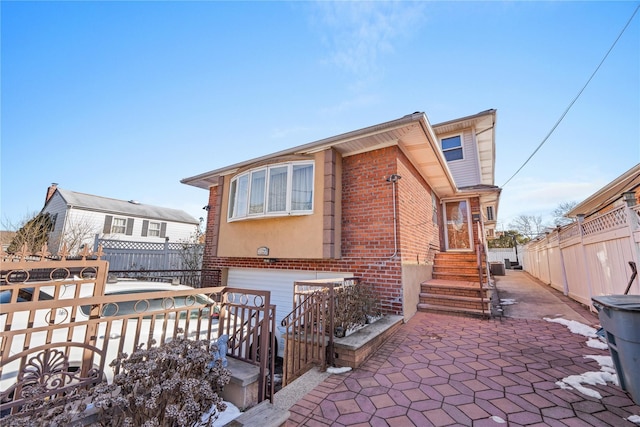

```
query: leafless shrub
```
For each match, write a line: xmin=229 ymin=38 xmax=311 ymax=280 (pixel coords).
xmin=333 ymin=283 xmax=380 ymax=337
xmin=4 ymin=338 xmax=231 ymax=427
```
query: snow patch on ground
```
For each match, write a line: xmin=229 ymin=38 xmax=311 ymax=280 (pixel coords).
xmin=490 ymin=415 xmax=506 ymax=423
xmin=327 ymin=366 xmax=352 ymax=374
xmin=628 ymin=414 xmax=640 ymax=424
xmin=543 ymin=317 xmax=598 ymax=338
xmin=556 ymin=355 xmax=619 ymax=399
xmin=586 ymin=338 xmax=609 ymax=350
xmin=199 ymin=401 xmax=241 ymax=426
xmin=500 ymin=298 xmax=517 ymax=305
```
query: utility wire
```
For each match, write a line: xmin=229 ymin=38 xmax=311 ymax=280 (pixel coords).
xmin=502 ymin=3 xmax=640 ymax=188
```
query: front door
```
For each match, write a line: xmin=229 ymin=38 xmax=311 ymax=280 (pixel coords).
xmin=444 ymin=200 xmax=472 ymax=250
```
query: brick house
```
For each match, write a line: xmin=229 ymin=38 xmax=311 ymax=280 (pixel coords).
xmin=182 ymin=110 xmax=500 ymax=327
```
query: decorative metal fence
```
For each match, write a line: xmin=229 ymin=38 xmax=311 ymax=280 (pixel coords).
xmin=280 ymin=277 xmax=360 ymax=386
xmin=0 ymin=247 xmax=273 ymax=420
xmin=93 ymin=236 xmax=204 ymax=271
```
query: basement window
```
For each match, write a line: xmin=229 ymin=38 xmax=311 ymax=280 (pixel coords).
xmin=228 ymin=161 xmax=314 ymax=221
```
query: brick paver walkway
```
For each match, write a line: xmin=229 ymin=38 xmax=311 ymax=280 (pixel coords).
xmin=286 ymin=313 xmax=640 ymax=426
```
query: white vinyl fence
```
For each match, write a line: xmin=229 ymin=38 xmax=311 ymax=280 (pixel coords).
xmin=93 ymin=236 xmax=204 ymax=271
xmin=521 ymin=203 xmax=640 ymax=310
xmin=487 ymin=248 xmax=523 ymax=265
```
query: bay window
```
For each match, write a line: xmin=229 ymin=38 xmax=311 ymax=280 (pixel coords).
xmin=228 ymin=161 xmax=314 ymax=221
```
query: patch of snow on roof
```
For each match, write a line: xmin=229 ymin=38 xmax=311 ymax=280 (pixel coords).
xmin=543 ymin=317 xmax=598 ymax=338
xmin=586 ymin=338 xmax=609 ymax=350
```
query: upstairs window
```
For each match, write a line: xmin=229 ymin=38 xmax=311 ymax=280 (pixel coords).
xmin=228 ymin=161 xmax=314 ymax=221
xmin=441 ymin=135 xmax=463 ymax=162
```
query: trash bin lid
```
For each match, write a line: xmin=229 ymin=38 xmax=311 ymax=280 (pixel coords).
xmin=592 ymin=295 xmax=640 ymax=312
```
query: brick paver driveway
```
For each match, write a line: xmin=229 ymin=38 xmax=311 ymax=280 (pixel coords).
xmin=286 ymin=312 xmax=640 ymax=426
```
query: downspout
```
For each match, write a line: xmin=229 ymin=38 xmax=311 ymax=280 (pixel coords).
xmin=387 ymin=174 xmax=401 ymax=259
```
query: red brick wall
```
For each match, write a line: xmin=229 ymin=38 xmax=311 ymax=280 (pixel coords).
xmin=396 ymin=153 xmax=440 ymax=265
xmin=201 ymin=146 xmax=439 ymax=316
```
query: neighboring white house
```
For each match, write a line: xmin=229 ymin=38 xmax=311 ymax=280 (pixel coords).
xmin=41 ymin=184 xmax=200 ymax=254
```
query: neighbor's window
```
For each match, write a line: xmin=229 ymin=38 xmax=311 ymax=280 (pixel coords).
xmin=228 ymin=161 xmax=314 ymax=221
xmin=441 ymin=135 xmax=463 ymax=161
xmin=148 ymin=222 xmax=161 ymax=237
xmin=486 ymin=206 xmax=495 ymax=221
xmin=111 ymin=217 xmax=127 ymax=234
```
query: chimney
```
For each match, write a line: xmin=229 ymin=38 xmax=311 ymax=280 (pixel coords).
xmin=45 ymin=183 xmax=58 ymax=204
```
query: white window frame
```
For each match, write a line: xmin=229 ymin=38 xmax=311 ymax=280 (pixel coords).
xmin=111 ymin=217 xmax=127 ymax=234
xmin=228 ymin=161 xmax=314 ymax=221
xmin=440 ymin=134 xmax=464 ymax=162
xmin=148 ymin=221 xmax=161 ymax=237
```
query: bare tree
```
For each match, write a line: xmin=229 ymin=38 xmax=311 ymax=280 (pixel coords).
xmin=177 ymin=218 xmax=205 ymax=271
xmin=552 ymin=201 xmax=578 ymax=226
xmin=508 ymin=215 xmax=548 ymax=241
xmin=50 ymin=215 xmax=98 ymax=255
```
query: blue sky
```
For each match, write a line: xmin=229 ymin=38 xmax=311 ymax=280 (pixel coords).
xmin=2 ymin=1 xmax=639 ymax=232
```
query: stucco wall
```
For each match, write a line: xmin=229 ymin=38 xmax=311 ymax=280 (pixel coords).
xmin=217 ymin=152 xmax=327 ymax=259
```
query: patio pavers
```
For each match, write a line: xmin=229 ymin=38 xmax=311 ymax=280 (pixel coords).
xmin=286 ymin=312 xmax=640 ymax=426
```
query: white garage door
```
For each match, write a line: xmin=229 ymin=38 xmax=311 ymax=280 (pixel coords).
xmin=227 ymin=268 xmax=352 ymax=334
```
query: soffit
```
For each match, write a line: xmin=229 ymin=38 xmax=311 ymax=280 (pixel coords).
xmin=182 ymin=114 xmax=458 ymax=198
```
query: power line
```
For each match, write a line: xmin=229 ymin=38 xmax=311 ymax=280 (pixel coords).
xmin=501 ymin=3 xmax=640 ymax=188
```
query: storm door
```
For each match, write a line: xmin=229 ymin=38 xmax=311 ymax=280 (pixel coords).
xmin=444 ymin=200 xmax=472 ymax=250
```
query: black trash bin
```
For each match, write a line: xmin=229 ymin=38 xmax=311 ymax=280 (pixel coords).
xmin=591 ymin=295 xmax=640 ymax=405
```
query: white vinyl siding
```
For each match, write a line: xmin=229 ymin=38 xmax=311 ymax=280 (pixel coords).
xmin=441 ymin=130 xmax=481 ymax=187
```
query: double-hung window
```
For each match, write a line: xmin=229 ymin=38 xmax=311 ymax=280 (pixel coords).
xmin=111 ymin=217 xmax=127 ymax=234
xmin=441 ymin=135 xmax=463 ymax=161
xmin=228 ymin=161 xmax=314 ymax=221
xmin=148 ymin=222 xmax=161 ymax=237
